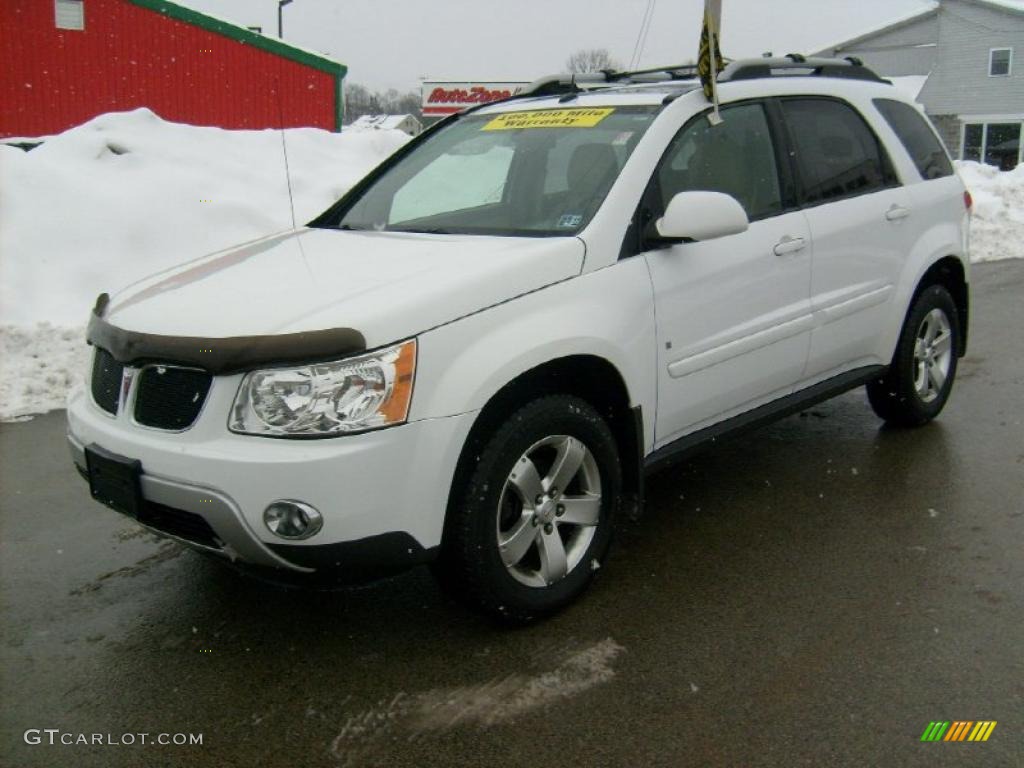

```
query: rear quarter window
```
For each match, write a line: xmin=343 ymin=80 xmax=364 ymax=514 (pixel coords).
xmin=873 ymin=99 xmax=954 ymax=180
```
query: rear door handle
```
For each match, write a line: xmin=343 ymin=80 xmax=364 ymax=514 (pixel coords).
xmin=885 ymin=204 xmax=911 ymax=221
xmin=773 ymin=235 xmax=806 ymax=256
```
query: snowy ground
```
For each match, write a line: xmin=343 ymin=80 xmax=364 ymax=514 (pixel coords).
xmin=1 ymin=112 xmax=1021 ymax=421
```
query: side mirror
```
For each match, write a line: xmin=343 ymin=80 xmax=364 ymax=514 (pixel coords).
xmin=655 ymin=191 xmax=749 ymax=242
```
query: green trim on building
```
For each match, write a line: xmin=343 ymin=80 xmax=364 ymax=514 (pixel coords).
xmin=124 ymin=0 xmax=347 ymax=78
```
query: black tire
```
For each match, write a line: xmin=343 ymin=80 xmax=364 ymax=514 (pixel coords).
xmin=435 ymin=395 xmax=621 ymax=624
xmin=867 ymin=284 xmax=960 ymax=427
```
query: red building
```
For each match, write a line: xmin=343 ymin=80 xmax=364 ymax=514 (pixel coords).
xmin=0 ymin=0 xmax=347 ymax=139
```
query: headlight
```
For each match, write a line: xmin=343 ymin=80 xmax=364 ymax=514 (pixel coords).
xmin=229 ymin=339 xmax=416 ymax=437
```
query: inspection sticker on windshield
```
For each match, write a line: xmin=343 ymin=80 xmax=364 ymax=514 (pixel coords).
xmin=482 ymin=108 xmax=615 ymax=131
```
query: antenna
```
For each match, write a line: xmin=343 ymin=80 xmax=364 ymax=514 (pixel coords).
xmin=275 ymin=77 xmax=298 ymax=230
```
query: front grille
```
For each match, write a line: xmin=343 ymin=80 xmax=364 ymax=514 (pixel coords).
xmin=138 ymin=500 xmax=221 ymax=549
xmin=134 ymin=366 xmax=212 ymax=430
xmin=91 ymin=348 xmax=123 ymax=415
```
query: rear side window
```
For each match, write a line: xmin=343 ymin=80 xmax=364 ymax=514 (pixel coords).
xmin=782 ymin=99 xmax=895 ymax=205
xmin=873 ymin=99 xmax=953 ymax=180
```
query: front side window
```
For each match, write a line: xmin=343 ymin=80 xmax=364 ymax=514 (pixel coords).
xmin=782 ymin=98 xmax=895 ymax=205
xmin=654 ymin=102 xmax=783 ymax=221
xmin=55 ymin=0 xmax=84 ymax=30
xmin=990 ymin=48 xmax=1012 ymax=77
xmin=873 ymin=99 xmax=953 ymax=180
xmin=333 ymin=106 xmax=660 ymax=237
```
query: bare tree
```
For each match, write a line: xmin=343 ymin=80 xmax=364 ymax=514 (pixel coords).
xmin=343 ymin=82 xmax=421 ymax=124
xmin=565 ymin=48 xmax=621 ymax=74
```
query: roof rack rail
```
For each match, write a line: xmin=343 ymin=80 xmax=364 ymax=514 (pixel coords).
xmin=518 ymin=55 xmax=886 ymax=100
xmin=719 ymin=55 xmax=886 ymax=83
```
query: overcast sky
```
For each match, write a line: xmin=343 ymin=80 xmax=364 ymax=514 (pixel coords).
xmin=180 ymin=0 xmax=936 ymax=91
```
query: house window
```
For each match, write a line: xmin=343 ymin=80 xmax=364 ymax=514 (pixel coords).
xmin=989 ymin=48 xmax=1012 ymax=77
xmin=961 ymin=121 xmax=1022 ymax=170
xmin=55 ymin=0 xmax=84 ymax=30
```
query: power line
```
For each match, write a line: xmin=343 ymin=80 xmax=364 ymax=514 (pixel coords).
xmin=629 ymin=0 xmax=656 ymax=70
xmin=636 ymin=0 xmax=658 ymax=69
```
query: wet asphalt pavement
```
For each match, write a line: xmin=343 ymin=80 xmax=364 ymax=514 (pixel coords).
xmin=2 ymin=260 xmax=1022 ymax=768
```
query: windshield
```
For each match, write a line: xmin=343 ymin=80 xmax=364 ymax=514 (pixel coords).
xmin=332 ymin=105 xmax=660 ymax=237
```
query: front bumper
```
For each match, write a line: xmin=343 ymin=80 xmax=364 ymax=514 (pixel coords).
xmin=67 ymin=381 xmax=476 ymax=575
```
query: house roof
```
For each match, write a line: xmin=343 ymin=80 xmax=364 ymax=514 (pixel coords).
xmin=810 ymin=2 xmax=939 ymax=55
xmin=961 ymin=0 xmax=1024 ymax=14
xmin=126 ymin=0 xmax=346 ymax=77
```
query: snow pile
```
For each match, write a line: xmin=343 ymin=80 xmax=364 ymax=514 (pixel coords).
xmin=888 ymin=75 xmax=929 ymax=101
xmin=0 ymin=108 xmax=408 ymax=327
xmin=0 ymin=109 xmax=408 ymax=420
xmin=956 ymin=160 xmax=1024 ymax=263
xmin=0 ymin=324 xmax=90 ymax=423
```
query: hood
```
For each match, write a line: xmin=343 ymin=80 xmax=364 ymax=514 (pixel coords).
xmin=105 ymin=227 xmax=585 ymax=348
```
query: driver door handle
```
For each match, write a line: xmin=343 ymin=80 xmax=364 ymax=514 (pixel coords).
xmin=885 ymin=204 xmax=911 ymax=221
xmin=773 ymin=235 xmax=806 ymax=256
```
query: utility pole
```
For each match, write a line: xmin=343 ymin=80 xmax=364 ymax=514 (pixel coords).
xmin=278 ymin=0 xmax=293 ymax=39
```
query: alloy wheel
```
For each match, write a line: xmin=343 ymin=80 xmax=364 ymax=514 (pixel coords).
xmin=496 ymin=435 xmax=602 ymax=588
xmin=913 ymin=307 xmax=953 ymax=403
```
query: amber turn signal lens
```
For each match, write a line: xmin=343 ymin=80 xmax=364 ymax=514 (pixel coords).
xmin=379 ymin=339 xmax=417 ymax=424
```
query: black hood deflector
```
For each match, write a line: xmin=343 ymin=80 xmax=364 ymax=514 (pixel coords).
xmin=87 ymin=294 xmax=366 ymax=374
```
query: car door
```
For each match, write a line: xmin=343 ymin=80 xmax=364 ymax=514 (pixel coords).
xmin=642 ymin=100 xmax=813 ymax=448
xmin=779 ymin=97 xmax=913 ymax=381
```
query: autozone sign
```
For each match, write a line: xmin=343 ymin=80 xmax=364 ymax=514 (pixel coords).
xmin=422 ymin=82 xmax=529 ymax=116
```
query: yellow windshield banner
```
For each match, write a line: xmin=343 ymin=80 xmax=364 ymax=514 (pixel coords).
xmin=482 ymin=108 xmax=616 ymax=131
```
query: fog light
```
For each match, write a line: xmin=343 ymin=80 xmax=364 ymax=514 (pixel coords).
xmin=263 ymin=500 xmax=322 ymax=540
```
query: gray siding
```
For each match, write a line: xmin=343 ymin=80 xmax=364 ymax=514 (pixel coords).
xmin=814 ymin=14 xmax=938 ymax=76
xmin=919 ymin=0 xmax=1024 ymax=116
xmin=810 ymin=1 xmax=1024 ymax=116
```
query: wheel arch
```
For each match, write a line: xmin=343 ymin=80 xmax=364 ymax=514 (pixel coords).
xmin=913 ymin=255 xmax=969 ymax=356
xmin=439 ymin=354 xmax=644 ymax=551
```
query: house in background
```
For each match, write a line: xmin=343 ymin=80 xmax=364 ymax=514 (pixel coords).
xmin=0 ymin=0 xmax=347 ymax=139
xmin=349 ymin=114 xmax=423 ymax=136
xmin=812 ymin=0 xmax=1024 ymax=169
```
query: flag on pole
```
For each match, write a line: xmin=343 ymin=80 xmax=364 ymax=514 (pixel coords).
xmin=697 ymin=0 xmax=724 ymax=124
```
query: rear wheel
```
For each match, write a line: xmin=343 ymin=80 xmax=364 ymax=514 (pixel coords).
xmin=435 ymin=395 xmax=620 ymax=624
xmin=867 ymin=284 xmax=960 ymax=427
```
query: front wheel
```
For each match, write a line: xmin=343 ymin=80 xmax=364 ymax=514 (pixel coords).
xmin=435 ymin=395 xmax=621 ymax=624
xmin=867 ymin=284 xmax=960 ymax=427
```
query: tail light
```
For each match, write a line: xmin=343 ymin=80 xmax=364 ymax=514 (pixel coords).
xmin=964 ymin=190 xmax=973 ymax=213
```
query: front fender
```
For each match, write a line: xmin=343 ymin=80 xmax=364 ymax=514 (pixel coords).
xmin=410 ymin=258 xmax=658 ymax=454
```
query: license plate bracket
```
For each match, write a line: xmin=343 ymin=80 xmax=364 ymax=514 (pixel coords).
xmin=85 ymin=444 xmax=142 ymax=519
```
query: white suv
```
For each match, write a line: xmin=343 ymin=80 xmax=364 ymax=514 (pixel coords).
xmin=68 ymin=58 xmax=971 ymax=622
